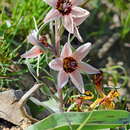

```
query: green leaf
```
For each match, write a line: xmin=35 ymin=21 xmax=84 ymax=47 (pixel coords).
xmin=30 ymin=97 xmax=60 ymax=113
xmin=26 ymin=110 xmax=130 ymax=130
xmin=122 ymin=12 xmax=130 ymax=38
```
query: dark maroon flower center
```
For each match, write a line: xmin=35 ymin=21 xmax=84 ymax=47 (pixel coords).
xmin=63 ymin=57 xmax=78 ymax=73
xmin=39 ymin=35 xmax=49 ymax=47
xmin=56 ymin=0 xmax=72 ymax=15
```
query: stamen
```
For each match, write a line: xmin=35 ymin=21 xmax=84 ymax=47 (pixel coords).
xmin=56 ymin=0 xmax=72 ymax=15
xmin=39 ymin=35 xmax=49 ymax=47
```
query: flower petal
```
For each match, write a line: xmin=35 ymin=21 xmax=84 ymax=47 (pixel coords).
xmin=71 ymin=0 xmax=84 ymax=6
xmin=78 ymin=62 xmax=99 ymax=74
xmin=27 ymin=30 xmax=39 ymax=45
xmin=63 ymin=14 xmax=74 ymax=33
xmin=72 ymin=6 xmax=90 ymax=26
xmin=61 ymin=42 xmax=72 ymax=58
xmin=21 ymin=46 xmax=42 ymax=58
xmin=49 ymin=58 xmax=63 ymax=71
xmin=69 ymin=70 xmax=84 ymax=93
xmin=72 ymin=42 xmax=91 ymax=61
xmin=44 ymin=0 xmax=57 ymax=7
xmin=58 ymin=70 xmax=69 ymax=88
xmin=74 ymin=26 xmax=83 ymax=42
xmin=44 ymin=9 xmax=61 ymax=24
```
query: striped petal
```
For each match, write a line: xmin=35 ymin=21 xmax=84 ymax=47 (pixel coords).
xmin=78 ymin=62 xmax=99 ymax=74
xmin=44 ymin=9 xmax=61 ymax=24
xmin=58 ymin=70 xmax=69 ymax=88
xmin=72 ymin=42 xmax=91 ymax=61
xmin=61 ymin=42 xmax=72 ymax=58
xmin=27 ymin=30 xmax=39 ymax=45
xmin=74 ymin=26 xmax=83 ymax=42
xmin=49 ymin=58 xmax=63 ymax=71
xmin=72 ymin=6 xmax=90 ymax=26
xmin=21 ymin=46 xmax=42 ymax=58
xmin=63 ymin=14 xmax=74 ymax=34
xmin=69 ymin=70 xmax=84 ymax=93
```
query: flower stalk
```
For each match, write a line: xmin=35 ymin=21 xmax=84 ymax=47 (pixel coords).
xmin=57 ymin=88 xmax=64 ymax=112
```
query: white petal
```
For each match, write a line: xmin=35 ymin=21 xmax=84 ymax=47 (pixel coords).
xmin=49 ymin=58 xmax=63 ymax=71
xmin=61 ymin=42 xmax=72 ymax=58
xmin=44 ymin=9 xmax=61 ymax=24
xmin=72 ymin=42 xmax=91 ymax=61
xmin=44 ymin=0 xmax=57 ymax=7
xmin=27 ymin=30 xmax=39 ymax=45
xmin=29 ymin=30 xmax=38 ymax=39
xmin=71 ymin=0 xmax=84 ymax=6
xmin=72 ymin=6 xmax=90 ymax=26
xmin=74 ymin=26 xmax=83 ymax=42
xmin=63 ymin=14 xmax=74 ymax=34
xmin=69 ymin=70 xmax=84 ymax=93
xmin=78 ymin=62 xmax=99 ymax=74
xmin=21 ymin=46 xmax=42 ymax=58
xmin=58 ymin=70 xmax=69 ymax=88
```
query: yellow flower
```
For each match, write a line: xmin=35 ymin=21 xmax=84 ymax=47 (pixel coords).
xmin=89 ymin=90 xmax=120 ymax=110
xmin=67 ymin=91 xmax=94 ymax=112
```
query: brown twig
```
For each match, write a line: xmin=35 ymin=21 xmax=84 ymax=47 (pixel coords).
xmin=18 ymin=83 xmax=43 ymax=107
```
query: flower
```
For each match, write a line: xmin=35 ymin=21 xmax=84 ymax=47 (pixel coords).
xmin=89 ymin=90 xmax=120 ymax=110
xmin=67 ymin=90 xmax=94 ymax=112
xmin=21 ymin=30 xmax=48 ymax=58
xmin=44 ymin=0 xmax=90 ymax=42
xmin=49 ymin=42 xmax=99 ymax=93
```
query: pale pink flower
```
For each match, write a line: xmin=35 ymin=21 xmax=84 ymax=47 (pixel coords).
xmin=21 ymin=30 xmax=44 ymax=58
xmin=44 ymin=0 xmax=90 ymax=42
xmin=49 ymin=42 xmax=99 ymax=93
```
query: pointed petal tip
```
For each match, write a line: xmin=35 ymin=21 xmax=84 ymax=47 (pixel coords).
xmin=78 ymin=62 xmax=99 ymax=75
xmin=61 ymin=42 xmax=72 ymax=58
xmin=27 ymin=31 xmax=38 ymax=45
xmin=85 ymin=42 xmax=92 ymax=47
xmin=94 ymin=70 xmax=100 ymax=74
xmin=21 ymin=54 xmax=26 ymax=58
xmin=72 ymin=42 xmax=92 ymax=61
xmin=80 ymin=38 xmax=84 ymax=43
xmin=21 ymin=53 xmax=34 ymax=59
xmin=74 ymin=26 xmax=84 ymax=42
xmin=21 ymin=53 xmax=40 ymax=59
xmin=21 ymin=53 xmax=29 ymax=58
xmin=21 ymin=46 xmax=42 ymax=58
xmin=79 ymin=87 xmax=85 ymax=94
xmin=72 ymin=7 xmax=90 ymax=26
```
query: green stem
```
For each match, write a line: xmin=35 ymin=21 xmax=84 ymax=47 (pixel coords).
xmin=57 ymin=88 xmax=64 ymax=112
xmin=81 ymin=0 xmax=90 ymax=8
xmin=55 ymin=20 xmax=61 ymax=57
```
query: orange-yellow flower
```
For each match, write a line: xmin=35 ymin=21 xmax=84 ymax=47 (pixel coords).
xmin=89 ymin=90 xmax=120 ymax=110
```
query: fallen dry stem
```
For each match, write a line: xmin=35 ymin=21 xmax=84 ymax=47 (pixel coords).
xmin=18 ymin=83 xmax=43 ymax=107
